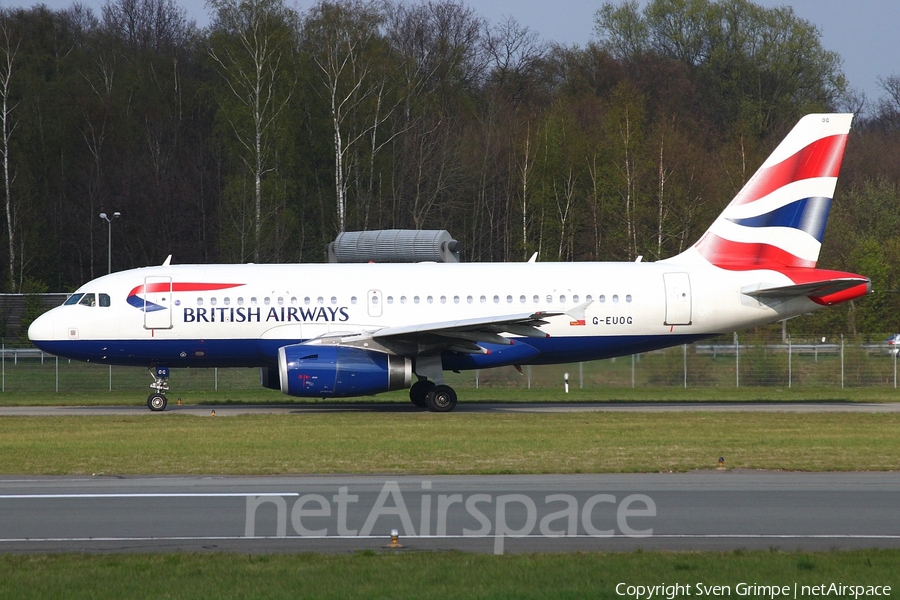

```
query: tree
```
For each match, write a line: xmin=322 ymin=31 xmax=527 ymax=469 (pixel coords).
xmin=594 ymin=0 xmax=846 ymax=130
xmin=302 ymin=0 xmax=385 ymax=234
xmin=0 ymin=14 xmax=20 ymax=291
xmin=208 ymin=0 xmax=297 ymax=261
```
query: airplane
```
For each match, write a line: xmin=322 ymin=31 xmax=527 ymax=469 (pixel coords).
xmin=27 ymin=113 xmax=870 ymax=412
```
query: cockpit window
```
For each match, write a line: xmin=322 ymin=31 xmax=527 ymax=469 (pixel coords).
xmin=64 ymin=293 xmax=84 ymax=306
xmin=99 ymin=293 xmax=111 ymax=307
xmin=78 ymin=293 xmax=96 ymax=307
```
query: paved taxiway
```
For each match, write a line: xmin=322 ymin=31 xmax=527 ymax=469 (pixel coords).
xmin=2 ymin=401 xmax=900 ymax=416
xmin=1 ymin=473 xmax=899 ymax=554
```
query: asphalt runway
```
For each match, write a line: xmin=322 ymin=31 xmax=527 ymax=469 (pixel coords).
xmin=1 ymin=472 xmax=899 ymax=554
xmin=2 ymin=401 xmax=900 ymax=416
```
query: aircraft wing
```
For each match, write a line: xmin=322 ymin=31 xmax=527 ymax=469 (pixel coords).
xmin=306 ymin=311 xmax=561 ymax=355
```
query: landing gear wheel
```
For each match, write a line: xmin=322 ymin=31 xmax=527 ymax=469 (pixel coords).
xmin=409 ymin=380 xmax=434 ymax=408
xmin=147 ymin=393 xmax=168 ymax=412
xmin=426 ymin=384 xmax=457 ymax=412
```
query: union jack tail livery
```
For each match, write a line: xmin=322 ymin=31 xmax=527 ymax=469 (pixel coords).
xmin=669 ymin=114 xmax=868 ymax=306
xmin=687 ymin=113 xmax=851 ymax=270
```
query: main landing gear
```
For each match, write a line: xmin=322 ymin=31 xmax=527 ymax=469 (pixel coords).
xmin=147 ymin=366 xmax=170 ymax=411
xmin=409 ymin=380 xmax=458 ymax=412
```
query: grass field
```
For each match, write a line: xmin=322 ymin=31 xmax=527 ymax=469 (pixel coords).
xmin=0 ymin=549 xmax=897 ymax=599
xmin=1 ymin=411 xmax=898 ymax=474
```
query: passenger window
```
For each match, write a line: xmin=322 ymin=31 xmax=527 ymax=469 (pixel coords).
xmin=626 ymin=294 xmax=633 ymax=303
xmin=224 ymin=297 xmax=231 ymax=306
xmin=238 ymin=297 xmax=244 ymax=306
xmin=599 ymin=295 xmax=606 ymax=303
xmin=197 ymin=298 xmax=204 ymax=306
xmin=351 ymin=296 xmax=358 ymax=304
xmin=573 ymin=295 xmax=580 ymax=303
xmin=210 ymin=297 xmax=217 ymax=306
xmin=99 ymin=293 xmax=111 ymax=307
xmin=519 ymin=295 xmax=526 ymax=304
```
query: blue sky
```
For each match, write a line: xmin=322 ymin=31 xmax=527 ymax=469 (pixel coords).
xmin=2 ymin=0 xmax=897 ymax=103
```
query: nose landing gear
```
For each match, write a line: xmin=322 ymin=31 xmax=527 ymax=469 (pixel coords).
xmin=147 ymin=366 xmax=170 ymax=411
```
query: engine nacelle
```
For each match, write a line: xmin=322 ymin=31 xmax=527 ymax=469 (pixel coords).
xmin=277 ymin=344 xmax=412 ymax=398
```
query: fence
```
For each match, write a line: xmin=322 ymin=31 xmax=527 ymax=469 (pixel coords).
xmin=2 ymin=334 xmax=899 ymax=394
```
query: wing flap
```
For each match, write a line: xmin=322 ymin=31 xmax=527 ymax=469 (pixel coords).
xmin=372 ymin=311 xmax=559 ymax=342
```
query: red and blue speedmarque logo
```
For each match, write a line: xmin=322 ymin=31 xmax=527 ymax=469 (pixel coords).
xmin=127 ymin=282 xmax=244 ymax=312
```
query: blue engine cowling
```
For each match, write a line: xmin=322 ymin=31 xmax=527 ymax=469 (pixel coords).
xmin=277 ymin=344 xmax=412 ymax=398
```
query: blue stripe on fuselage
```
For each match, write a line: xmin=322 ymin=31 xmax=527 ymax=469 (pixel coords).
xmin=32 ymin=334 xmax=717 ymax=370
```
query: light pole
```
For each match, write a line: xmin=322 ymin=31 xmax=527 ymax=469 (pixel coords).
xmin=99 ymin=211 xmax=121 ymax=274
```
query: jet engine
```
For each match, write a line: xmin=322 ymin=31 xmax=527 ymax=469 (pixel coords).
xmin=275 ymin=344 xmax=412 ymax=398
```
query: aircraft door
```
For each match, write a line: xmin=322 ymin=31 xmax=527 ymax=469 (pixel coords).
xmin=663 ymin=272 xmax=692 ymax=326
xmin=143 ymin=276 xmax=173 ymax=329
xmin=367 ymin=289 xmax=383 ymax=318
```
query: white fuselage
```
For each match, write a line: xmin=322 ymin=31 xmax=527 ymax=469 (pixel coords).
xmin=27 ymin=260 xmax=814 ymax=369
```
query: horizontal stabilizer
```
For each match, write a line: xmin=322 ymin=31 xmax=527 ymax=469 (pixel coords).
xmin=742 ymin=277 xmax=870 ymax=299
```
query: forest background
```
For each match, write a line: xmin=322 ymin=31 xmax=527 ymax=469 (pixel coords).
xmin=1 ymin=0 xmax=899 ymax=336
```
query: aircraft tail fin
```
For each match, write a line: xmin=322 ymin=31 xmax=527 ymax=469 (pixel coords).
xmin=672 ymin=114 xmax=853 ymax=271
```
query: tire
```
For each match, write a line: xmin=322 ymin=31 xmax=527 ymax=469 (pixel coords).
xmin=426 ymin=384 xmax=457 ymax=412
xmin=409 ymin=380 xmax=433 ymax=408
xmin=147 ymin=393 xmax=168 ymax=412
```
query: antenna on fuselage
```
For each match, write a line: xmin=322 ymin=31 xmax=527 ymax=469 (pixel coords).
xmin=162 ymin=255 xmax=172 ymax=267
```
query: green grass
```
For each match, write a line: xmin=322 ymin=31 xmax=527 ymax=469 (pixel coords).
xmin=0 ymin=550 xmax=896 ymax=599
xmin=1 ymin=412 xmax=899 ymax=475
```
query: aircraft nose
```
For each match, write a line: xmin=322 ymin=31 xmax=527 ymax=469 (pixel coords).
xmin=28 ymin=311 xmax=56 ymax=343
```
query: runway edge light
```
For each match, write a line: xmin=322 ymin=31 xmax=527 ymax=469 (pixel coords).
xmin=387 ymin=529 xmax=403 ymax=549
